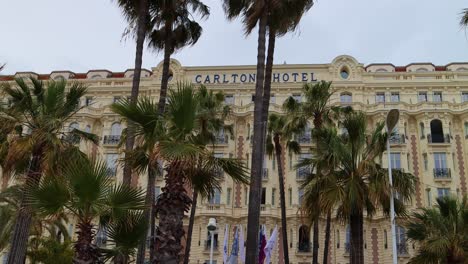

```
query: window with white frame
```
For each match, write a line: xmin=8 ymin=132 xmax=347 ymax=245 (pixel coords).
xmin=462 ymin=92 xmax=468 ymax=103
xmin=292 ymin=94 xmax=302 ymax=102
xmin=391 ymin=92 xmax=400 ymax=102
xmin=340 ymin=93 xmax=352 ymax=103
xmin=418 ymin=92 xmax=427 ymax=102
xmin=390 ymin=153 xmax=401 ymax=169
xmin=433 ymin=92 xmax=443 ymax=102
xmin=209 ymin=188 xmax=221 ymax=205
xmin=437 ymin=188 xmax=450 ymax=198
xmin=105 ymin=153 xmax=118 ymax=177
xmin=224 ymin=95 xmax=234 ymax=105
xmin=376 ymin=92 xmax=385 ymax=103
xmin=433 ymin=153 xmax=447 ymax=169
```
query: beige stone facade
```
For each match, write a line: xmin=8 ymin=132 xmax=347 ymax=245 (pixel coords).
xmin=1 ymin=55 xmax=468 ymax=264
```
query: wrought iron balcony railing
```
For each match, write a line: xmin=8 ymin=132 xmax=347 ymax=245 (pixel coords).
xmin=296 ymin=167 xmax=310 ymax=181
xmin=297 ymin=242 xmax=311 ymax=253
xmin=103 ymin=135 xmax=121 ymax=145
xmin=427 ymin=134 xmax=451 ymax=144
xmin=433 ymin=168 xmax=451 ymax=179
xmin=389 ymin=134 xmax=406 ymax=144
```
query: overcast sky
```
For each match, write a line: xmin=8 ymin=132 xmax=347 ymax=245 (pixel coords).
xmin=1 ymin=0 xmax=468 ymax=74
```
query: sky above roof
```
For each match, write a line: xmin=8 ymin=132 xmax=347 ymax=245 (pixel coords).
xmin=1 ymin=0 xmax=468 ymax=74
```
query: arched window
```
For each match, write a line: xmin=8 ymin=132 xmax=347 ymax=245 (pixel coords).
xmin=429 ymin=119 xmax=444 ymax=143
xmin=91 ymin=74 xmax=102 ymax=79
xmin=419 ymin=122 xmax=425 ymax=138
xmin=416 ymin=68 xmax=428 ymax=72
xmin=340 ymin=92 xmax=352 ymax=103
xmin=110 ymin=122 xmax=122 ymax=136
xmin=376 ymin=68 xmax=388 ymax=73
xmin=298 ymin=225 xmax=310 ymax=252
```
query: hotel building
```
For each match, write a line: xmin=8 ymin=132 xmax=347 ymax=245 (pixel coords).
xmin=1 ymin=55 xmax=468 ymax=264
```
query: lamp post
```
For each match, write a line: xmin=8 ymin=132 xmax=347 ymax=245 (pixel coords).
xmin=207 ymin=218 xmax=217 ymax=264
xmin=386 ymin=109 xmax=399 ymax=264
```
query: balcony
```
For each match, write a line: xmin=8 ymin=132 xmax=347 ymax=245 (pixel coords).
xmin=427 ymin=134 xmax=451 ymax=144
xmin=103 ymin=135 xmax=121 ymax=145
xmin=297 ymin=133 xmax=312 ymax=144
xmin=297 ymin=242 xmax=311 ymax=253
xmin=204 ymin=240 xmax=219 ymax=251
xmin=389 ymin=134 xmax=406 ymax=144
xmin=397 ymin=243 xmax=408 ymax=256
xmin=262 ymin=168 xmax=269 ymax=181
xmin=296 ymin=167 xmax=310 ymax=181
xmin=433 ymin=168 xmax=451 ymax=180
xmin=215 ymin=134 xmax=228 ymax=144
xmin=106 ymin=167 xmax=117 ymax=177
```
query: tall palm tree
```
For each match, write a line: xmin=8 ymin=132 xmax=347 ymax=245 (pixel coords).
xmin=222 ymin=0 xmax=270 ymax=260
xmin=284 ymin=80 xmax=338 ymax=264
xmin=29 ymin=157 xmax=146 ymax=264
xmin=460 ymin=8 xmax=468 ymax=27
xmin=0 ymin=78 xmax=97 ymax=264
xmin=406 ymin=195 xmax=468 ymax=264
xmin=115 ymin=0 xmax=151 ymax=186
xmin=301 ymin=111 xmax=417 ymax=264
xmin=145 ymin=0 xmax=209 ymax=115
xmin=183 ymin=86 xmax=238 ymax=264
xmin=265 ymin=113 xmax=300 ymax=264
xmin=151 ymin=84 xmax=248 ymax=263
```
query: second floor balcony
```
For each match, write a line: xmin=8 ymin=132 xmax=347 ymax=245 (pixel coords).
xmin=297 ymin=242 xmax=311 ymax=253
xmin=103 ymin=135 xmax=121 ymax=145
xmin=433 ymin=168 xmax=451 ymax=179
xmin=427 ymin=134 xmax=451 ymax=144
xmin=389 ymin=134 xmax=406 ymax=144
xmin=296 ymin=167 xmax=310 ymax=181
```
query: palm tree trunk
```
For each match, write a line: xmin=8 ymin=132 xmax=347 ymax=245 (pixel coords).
xmin=136 ymin=168 xmax=156 ymax=264
xmin=182 ymin=191 xmax=198 ymax=264
xmin=274 ymin=135 xmax=290 ymax=264
xmin=349 ymin=211 xmax=364 ymax=264
xmin=7 ymin=151 xmax=43 ymax=264
xmin=73 ymin=221 xmax=100 ymax=264
xmin=157 ymin=20 xmax=173 ymax=116
xmin=245 ymin=10 xmax=268 ymax=264
xmin=312 ymin=220 xmax=319 ymax=264
xmin=323 ymin=211 xmax=332 ymax=264
xmin=154 ymin=162 xmax=191 ymax=264
xmin=261 ymin=29 xmax=275 ymax=123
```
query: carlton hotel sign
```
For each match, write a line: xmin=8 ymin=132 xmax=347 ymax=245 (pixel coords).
xmin=194 ymin=72 xmax=318 ymax=84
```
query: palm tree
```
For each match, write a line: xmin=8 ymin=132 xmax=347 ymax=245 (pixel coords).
xmin=406 ymin=195 xmax=468 ymax=264
xmin=0 ymin=78 xmax=97 ymax=264
xmin=29 ymin=157 xmax=146 ymax=264
xmin=301 ymin=111 xmax=417 ymax=264
xmin=145 ymin=0 xmax=209 ymax=115
xmin=150 ymin=84 xmax=248 ymax=263
xmin=284 ymin=80 xmax=339 ymax=264
xmin=115 ymin=0 xmax=151 ymax=186
xmin=460 ymin=8 xmax=468 ymax=27
xmin=27 ymin=238 xmax=74 ymax=264
xmin=183 ymin=86 xmax=237 ymax=264
xmin=265 ymin=113 xmax=300 ymax=264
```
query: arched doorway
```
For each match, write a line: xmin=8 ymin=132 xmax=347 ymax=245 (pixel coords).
xmin=298 ymin=225 xmax=310 ymax=252
xmin=430 ymin=119 xmax=444 ymax=143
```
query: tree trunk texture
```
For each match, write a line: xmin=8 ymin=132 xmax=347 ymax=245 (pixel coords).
xmin=122 ymin=0 xmax=149 ymax=186
xmin=245 ymin=11 xmax=268 ymax=264
xmin=349 ymin=211 xmax=364 ymax=264
xmin=312 ymin=220 xmax=319 ymax=264
xmin=154 ymin=161 xmax=191 ymax=264
xmin=73 ymin=221 xmax=101 ymax=264
xmin=136 ymin=168 xmax=156 ymax=264
xmin=182 ymin=191 xmax=198 ymax=264
xmin=7 ymin=152 xmax=42 ymax=264
xmin=323 ymin=211 xmax=332 ymax=264
xmin=274 ymin=135 xmax=290 ymax=264
xmin=157 ymin=20 xmax=173 ymax=116
xmin=261 ymin=29 xmax=275 ymax=124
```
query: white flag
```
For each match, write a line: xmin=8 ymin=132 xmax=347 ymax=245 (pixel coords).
xmin=264 ymin=226 xmax=278 ymax=264
xmin=239 ymin=225 xmax=245 ymax=263
xmin=223 ymin=224 xmax=229 ymax=264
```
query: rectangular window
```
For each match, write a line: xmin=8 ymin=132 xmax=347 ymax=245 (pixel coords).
xmin=105 ymin=153 xmax=118 ymax=177
xmin=391 ymin=92 xmax=400 ymax=102
xmin=292 ymin=94 xmax=302 ymax=102
xmin=289 ymin=188 xmax=292 ymax=206
xmin=113 ymin=96 xmax=121 ymax=103
xmin=209 ymin=188 xmax=221 ymax=204
xmin=224 ymin=95 xmax=234 ymax=105
xmin=462 ymin=92 xmax=468 ymax=103
xmin=434 ymin=153 xmax=447 ymax=169
xmin=298 ymin=188 xmax=304 ymax=205
xmin=261 ymin=188 xmax=266 ymax=205
xmin=390 ymin=153 xmax=401 ymax=169
xmin=226 ymin=188 xmax=231 ymax=205
xmin=437 ymin=188 xmax=450 ymax=198
xmin=433 ymin=92 xmax=442 ymax=102
xmin=375 ymin=92 xmax=385 ymax=103
xmin=418 ymin=92 xmax=427 ymax=102
xmin=270 ymin=94 xmax=276 ymax=104
xmin=85 ymin=96 xmax=93 ymax=106
xmin=271 ymin=188 xmax=276 ymax=206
